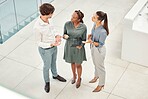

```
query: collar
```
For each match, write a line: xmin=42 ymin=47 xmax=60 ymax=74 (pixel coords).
xmin=93 ymin=24 xmax=103 ymax=30
xmin=38 ymin=16 xmax=51 ymax=26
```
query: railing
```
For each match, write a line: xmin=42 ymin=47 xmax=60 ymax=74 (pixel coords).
xmin=0 ymin=0 xmax=7 ymax=5
xmin=0 ymin=0 xmax=53 ymax=44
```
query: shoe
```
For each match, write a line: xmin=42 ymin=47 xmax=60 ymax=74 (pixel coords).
xmin=92 ymin=85 xmax=104 ymax=92
xmin=71 ymin=75 xmax=77 ymax=84
xmin=53 ymin=75 xmax=67 ymax=82
xmin=89 ymin=77 xmax=99 ymax=83
xmin=71 ymin=79 xmax=76 ymax=84
xmin=76 ymin=78 xmax=82 ymax=88
xmin=44 ymin=82 xmax=50 ymax=93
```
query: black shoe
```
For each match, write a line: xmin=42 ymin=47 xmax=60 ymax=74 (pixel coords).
xmin=53 ymin=75 xmax=67 ymax=82
xmin=44 ymin=82 xmax=50 ymax=93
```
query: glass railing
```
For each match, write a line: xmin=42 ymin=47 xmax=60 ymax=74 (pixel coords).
xmin=0 ymin=0 xmax=53 ymax=44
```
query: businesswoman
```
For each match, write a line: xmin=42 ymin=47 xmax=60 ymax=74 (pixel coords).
xmin=87 ymin=11 xmax=109 ymax=92
xmin=63 ymin=10 xmax=87 ymax=88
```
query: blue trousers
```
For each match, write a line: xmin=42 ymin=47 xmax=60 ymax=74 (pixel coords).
xmin=38 ymin=47 xmax=58 ymax=83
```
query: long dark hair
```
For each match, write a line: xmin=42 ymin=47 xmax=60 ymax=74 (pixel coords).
xmin=96 ymin=11 xmax=109 ymax=35
xmin=75 ymin=10 xmax=84 ymax=23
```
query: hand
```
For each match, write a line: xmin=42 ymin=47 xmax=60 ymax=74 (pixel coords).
xmin=93 ymin=42 xmax=99 ymax=46
xmin=85 ymin=39 xmax=93 ymax=44
xmin=55 ymin=35 xmax=62 ymax=42
xmin=76 ymin=46 xmax=82 ymax=49
xmin=51 ymin=42 xmax=61 ymax=47
xmin=63 ymin=34 xmax=69 ymax=39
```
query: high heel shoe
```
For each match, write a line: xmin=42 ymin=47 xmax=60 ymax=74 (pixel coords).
xmin=71 ymin=74 xmax=77 ymax=84
xmin=89 ymin=77 xmax=99 ymax=83
xmin=76 ymin=78 xmax=82 ymax=88
xmin=71 ymin=79 xmax=76 ymax=84
xmin=92 ymin=85 xmax=104 ymax=92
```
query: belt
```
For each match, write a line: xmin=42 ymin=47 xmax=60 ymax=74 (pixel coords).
xmin=40 ymin=46 xmax=55 ymax=50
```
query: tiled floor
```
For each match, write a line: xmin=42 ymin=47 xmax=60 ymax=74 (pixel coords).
xmin=0 ymin=0 xmax=148 ymax=99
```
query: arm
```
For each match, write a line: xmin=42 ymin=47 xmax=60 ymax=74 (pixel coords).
xmin=94 ymin=32 xmax=107 ymax=47
xmin=87 ymin=34 xmax=92 ymax=40
xmin=85 ymin=27 xmax=93 ymax=43
xmin=76 ymin=26 xmax=87 ymax=49
xmin=80 ymin=27 xmax=87 ymax=47
xmin=63 ymin=23 xmax=69 ymax=39
xmin=86 ymin=34 xmax=93 ymax=43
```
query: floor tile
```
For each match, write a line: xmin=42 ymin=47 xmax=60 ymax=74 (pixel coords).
xmin=0 ymin=36 xmax=25 ymax=56
xmin=56 ymin=83 xmax=109 ymax=99
xmin=105 ymin=56 xmax=117 ymax=64
xmin=0 ymin=55 xmax=4 ymax=61
xmin=7 ymin=40 xmax=42 ymax=67
xmin=112 ymin=69 xmax=148 ymax=99
xmin=15 ymin=69 xmax=69 ymax=99
xmin=82 ymin=59 xmax=126 ymax=93
xmin=15 ymin=20 xmax=35 ymax=40
xmin=0 ymin=0 xmax=141 ymax=98
xmin=107 ymin=23 xmax=123 ymax=43
xmin=0 ymin=58 xmax=34 ymax=89
xmin=106 ymin=39 xmax=122 ymax=58
xmin=113 ymin=58 xmax=129 ymax=68
xmin=108 ymin=94 xmax=126 ymax=99
xmin=103 ymin=0 xmax=137 ymax=10
xmin=51 ymin=0 xmax=75 ymax=15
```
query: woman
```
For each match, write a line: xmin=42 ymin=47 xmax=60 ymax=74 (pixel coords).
xmin=87 ymin=11 xmax=109 ymax=92
xmin=63 ymin=10 xmax=87 ymax=88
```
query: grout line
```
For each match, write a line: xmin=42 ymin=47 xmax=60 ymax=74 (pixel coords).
xmin=0 ymin=0 xmax=142 ymax=98
xmin=108 ymin=93 xmax=127 ymax=99
xmin=54 ymin=79 xmax=71 ymax=99
xmin=1 ymin=38 xmax=28 ymax=59
xmin=0 ymin=56 xmax=5 ymax=62
xmin=106 ymin=62 xmax=130 ymax=99
xmin=105 ymin=57 xmax=148 ymax=75
xmin=105 ymin=61 xmax=129 ymax=69
xmin=14 ymin=69 xmax=36 ymax=90
xmin=5 ymin=57 xmax=40 ymax=69
xmin=128 ymin=62 xmax=148 ymax=69
xmin=52 ymin=0 xmax=76 ymax=18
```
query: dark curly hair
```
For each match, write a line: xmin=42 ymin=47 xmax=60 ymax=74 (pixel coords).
xmin=75 ymin=10 xmax=84 ymax=23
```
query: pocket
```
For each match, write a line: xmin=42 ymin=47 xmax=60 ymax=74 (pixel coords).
xmin=98 ymin=46 xmax=106 ymax=57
